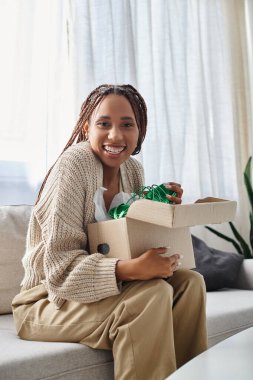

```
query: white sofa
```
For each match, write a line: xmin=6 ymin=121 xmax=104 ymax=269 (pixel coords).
xmin=1 ymin=205 xmax=253 ymax=380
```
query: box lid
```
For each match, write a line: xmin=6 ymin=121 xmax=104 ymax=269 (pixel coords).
xmin=126 ymin=197 xmax=237 ymax=228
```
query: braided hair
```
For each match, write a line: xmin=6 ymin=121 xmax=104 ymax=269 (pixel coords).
xmin=35 ymin=84 xmax=147 ymax=204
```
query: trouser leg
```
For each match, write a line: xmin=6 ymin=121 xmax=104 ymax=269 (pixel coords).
xmin=12 ymin=279 xmax=177 ymax=380
xmin=80 ymin=279 xmax=177 ymax=379
xmin=168 ymin=269 xmax=208 ymax=368
xmin=106 ymin=280 xmax=177 ymax=380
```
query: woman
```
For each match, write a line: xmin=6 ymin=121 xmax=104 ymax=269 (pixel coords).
xmin=12 ymin=84 xmax=207 ymax=379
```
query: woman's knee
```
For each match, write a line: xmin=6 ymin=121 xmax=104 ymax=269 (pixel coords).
xmin=170 ymin=269 xmax=206 ymax=293
xmin=188 ymin=270 xmax=206 ymax=290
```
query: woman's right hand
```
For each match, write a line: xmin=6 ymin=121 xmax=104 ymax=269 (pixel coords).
xmin=116 ymin=248 xmax=181 ymax=281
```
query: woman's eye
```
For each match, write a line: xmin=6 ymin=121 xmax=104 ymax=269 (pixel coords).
xmin=123 ymin=123 xmax=134 ymax=128
xmin=98 ymin=122 xmax=110 ymax=127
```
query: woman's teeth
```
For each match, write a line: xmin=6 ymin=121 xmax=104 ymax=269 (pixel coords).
xmin=103 ymin=146 xmax=125 ymax=154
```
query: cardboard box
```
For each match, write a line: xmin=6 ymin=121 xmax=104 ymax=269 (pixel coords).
xmin=88 ymin=197 xmax=237 ymax=269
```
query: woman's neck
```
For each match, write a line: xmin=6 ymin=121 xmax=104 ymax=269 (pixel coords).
xmin=103 ymin=167 xmax=120 ymax=189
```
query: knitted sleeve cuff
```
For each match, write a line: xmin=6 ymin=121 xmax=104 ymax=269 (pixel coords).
xmin=92 ymin=257 xmax=122 ymax=300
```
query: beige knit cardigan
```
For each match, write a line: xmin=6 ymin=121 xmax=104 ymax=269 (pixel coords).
xmin=21 ymin=142 xmax=144 ymax=308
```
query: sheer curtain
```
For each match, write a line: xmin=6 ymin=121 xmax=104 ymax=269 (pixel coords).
xmin=0 ymin=0 xmax=74 ymax=204
xmin=0 ymin=0 xmax=252 ymax=250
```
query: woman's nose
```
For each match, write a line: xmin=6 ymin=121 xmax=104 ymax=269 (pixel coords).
xmin=108 ymin=126 xmax=123 ymax=141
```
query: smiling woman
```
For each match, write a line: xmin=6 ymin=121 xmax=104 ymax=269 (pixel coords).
xmin=12 ymin=84 xmax=207 ymax=380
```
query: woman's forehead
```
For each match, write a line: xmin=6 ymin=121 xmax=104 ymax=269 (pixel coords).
xmin=91 ymin=94 xmax=136 ymax=121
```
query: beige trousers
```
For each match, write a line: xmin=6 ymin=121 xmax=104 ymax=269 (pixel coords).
xmin=12 ymin=269 xmax=207 ymax=380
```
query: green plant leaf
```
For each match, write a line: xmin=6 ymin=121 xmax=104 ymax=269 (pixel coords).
xmin=205 ymin=156 xmax=253 ymax=259
xmin=244 ymin=156 xmax=252 ymax=181
xmin=229 ymin=222 xmax=252 ymax=259
xmin=205 ymin=225 xmax=243 ymax=255
xmin=250 ymin=212 xmax=253 ymax=253
xmin=244 ymin=156 xmax=253 ymax=212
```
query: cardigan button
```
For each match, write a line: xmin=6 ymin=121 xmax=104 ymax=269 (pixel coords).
xmin=97 ymin=243 xmax=110 ymax=255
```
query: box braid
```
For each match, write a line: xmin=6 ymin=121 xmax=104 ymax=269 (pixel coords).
xmin=35 ymin=84 xmax=147 ymax=204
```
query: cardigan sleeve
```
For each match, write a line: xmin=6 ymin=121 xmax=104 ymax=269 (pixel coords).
xmin=33 ymin=151 xmax=121 ymax=305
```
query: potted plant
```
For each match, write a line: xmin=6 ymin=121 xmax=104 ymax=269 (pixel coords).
xmin=205 ymin=156 xmax=253 ymax=260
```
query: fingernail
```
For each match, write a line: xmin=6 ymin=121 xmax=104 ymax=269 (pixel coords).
xmin=180 ymin=254 xmax=184 ymax=259
xmin=178 ymin=262 xmax=182 ymax=267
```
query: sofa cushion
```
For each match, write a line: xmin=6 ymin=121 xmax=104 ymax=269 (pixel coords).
xmin=206 ymin=288 xmax=253 ymax=347
xmin=0 ymin=205 xmax=32 ymax=314
xmin=235 ymin=259 xmax=253 ymax=289
xmin=0 ymin=315 xmax=114 ymax=380
xmin=192 ymin=235 xmax=244 ymax=291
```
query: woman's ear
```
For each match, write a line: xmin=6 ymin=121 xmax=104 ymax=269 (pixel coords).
xmin=83 ymin=122 xmax=89 ymax=140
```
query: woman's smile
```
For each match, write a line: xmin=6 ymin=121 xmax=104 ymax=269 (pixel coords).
xmin=102 ymin=144 xmax=127 ymax=155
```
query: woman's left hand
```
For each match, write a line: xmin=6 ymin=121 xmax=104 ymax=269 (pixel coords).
xmin=164 ymin=182 xmax=183 ymax=204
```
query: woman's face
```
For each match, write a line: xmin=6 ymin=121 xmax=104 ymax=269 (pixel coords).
xmin=85 ymin=94 xmax=139 ymax=170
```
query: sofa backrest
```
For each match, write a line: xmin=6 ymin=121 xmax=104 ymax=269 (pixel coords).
xmin=0 ymin=205 xmax=32 ymax=314
xmin=235 ymin=259 xmax=253 ymax=290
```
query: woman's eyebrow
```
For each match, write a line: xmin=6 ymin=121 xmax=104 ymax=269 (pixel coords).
xmin=121 ymin=116 xmax=135 ymax=121
xmin=96 ymin=116 xmax=110 ymax=120
xmin=96 ymin=116 xmax=135 ymax=121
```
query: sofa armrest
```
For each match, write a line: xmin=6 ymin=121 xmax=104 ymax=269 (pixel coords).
xmin=234 ymin=259 xmax=253 ymax=290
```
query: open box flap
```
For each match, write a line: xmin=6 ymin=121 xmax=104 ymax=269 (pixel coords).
xmin=126 ymin=198 xmax=237 ymax=228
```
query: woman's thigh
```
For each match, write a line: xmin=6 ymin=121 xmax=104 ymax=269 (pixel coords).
xmin=12 ymin=279 xmax=174 ymax=344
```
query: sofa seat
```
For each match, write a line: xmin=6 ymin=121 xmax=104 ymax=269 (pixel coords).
xmin=206 ymin=288 xmax=253 ymax=347
xmin=1 ymin=287 xmax=253 ymax=380
xmin=0 ymin=315 xmax=113 ymax=380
